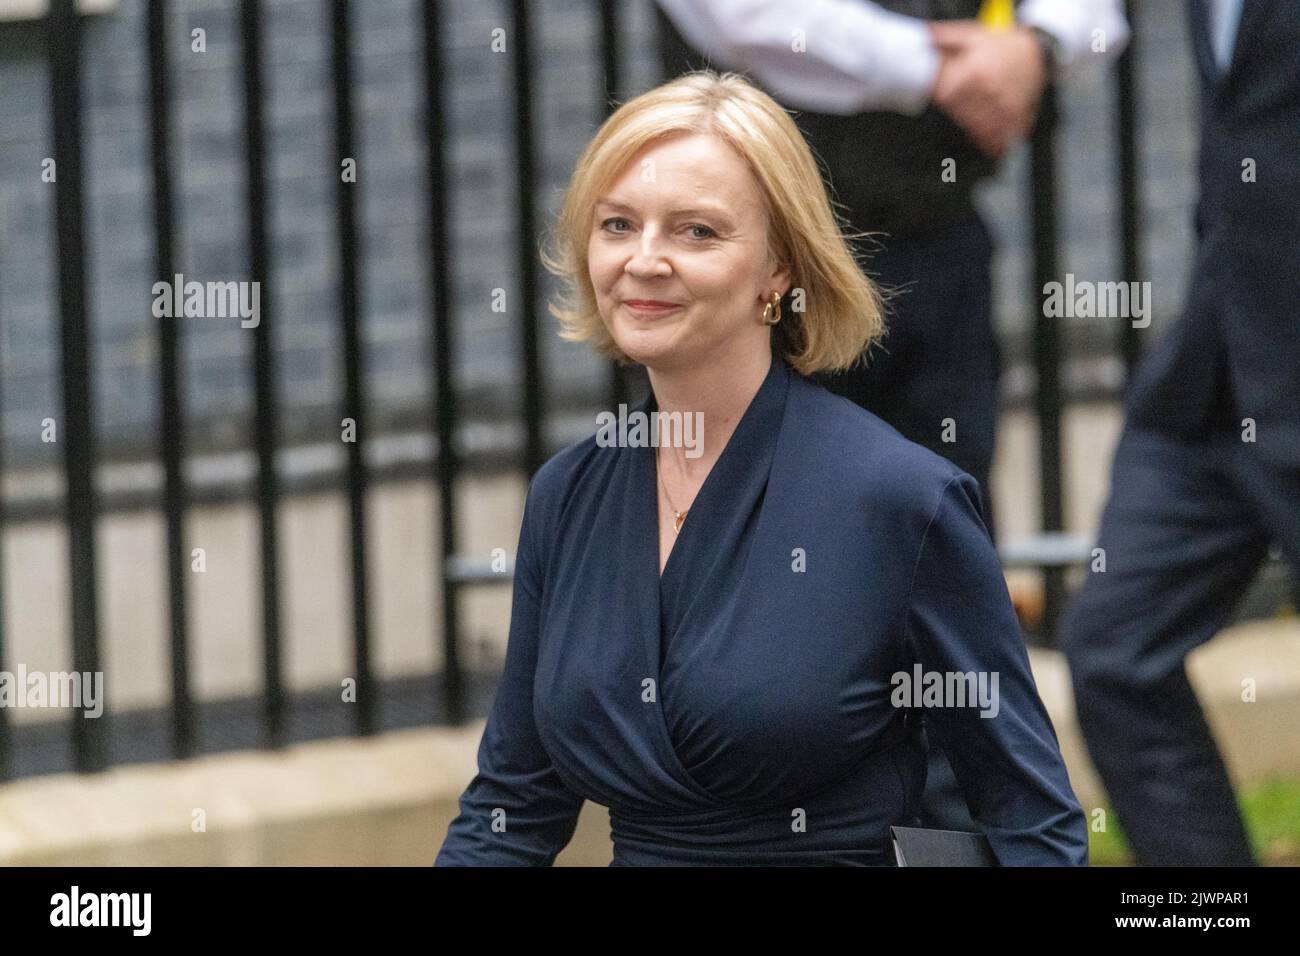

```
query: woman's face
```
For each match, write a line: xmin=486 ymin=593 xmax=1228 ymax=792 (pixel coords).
xmin=587 ymin=132 xmax=789 ymax=374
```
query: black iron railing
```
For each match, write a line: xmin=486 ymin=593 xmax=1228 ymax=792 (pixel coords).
xmin=1 ymin=0 xmax=1150 ymax=781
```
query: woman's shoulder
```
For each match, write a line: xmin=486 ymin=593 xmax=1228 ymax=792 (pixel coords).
xmin=525 ymin=431 xmax=601 ymax=503
xmin=788 ymin=372 xmax=981 ymax=520
xmin=785 ymin=374 xmax=987 ymax=546
xmin=518 ymin=429 xmax=614 ymax=538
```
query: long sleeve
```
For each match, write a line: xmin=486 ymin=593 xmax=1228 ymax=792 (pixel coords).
xmin=905 ymin=472 xmax=1089 ymax=866
xmin=1018 ymin=0 xmax=1131 ymax=77
xmin=433 ymin=471 xmax=585 ymax=866
xmin=656 ymin=0 xmax=1130 ymax=118
xmin=656 ymin=0 xmax=940 ymax=115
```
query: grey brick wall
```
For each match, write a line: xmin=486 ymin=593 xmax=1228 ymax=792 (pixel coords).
xmin=0 ymin=0 xmax=1198 ymax=469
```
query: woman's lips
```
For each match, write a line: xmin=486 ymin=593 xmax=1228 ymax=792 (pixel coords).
xmin=623 ymin=300 xmax=682 ymax=317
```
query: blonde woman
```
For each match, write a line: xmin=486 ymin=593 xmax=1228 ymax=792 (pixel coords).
xmin=434 ymin=70 xmax=1086 ymax=866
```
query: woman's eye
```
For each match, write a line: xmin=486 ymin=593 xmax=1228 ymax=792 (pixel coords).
xmin=598 ymin=218 xmax=714 ymax=240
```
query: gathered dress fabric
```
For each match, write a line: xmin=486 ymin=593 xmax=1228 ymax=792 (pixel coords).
xmin=434 ymin=349 xmax=1088 ymax=866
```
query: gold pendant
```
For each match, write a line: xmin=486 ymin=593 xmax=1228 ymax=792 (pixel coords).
xmin=672 ymin=510 xmax=685 ymax=534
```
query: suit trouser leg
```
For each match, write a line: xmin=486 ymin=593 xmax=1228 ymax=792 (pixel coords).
xmin=1060 ymin=423 xmax=1269 ymax=865
xmin=813 ymin=210 xmax=997 ymax=832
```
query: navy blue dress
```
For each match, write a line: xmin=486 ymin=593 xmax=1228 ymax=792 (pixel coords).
xmin=434 ymin=349 xmax=1088 ymax=866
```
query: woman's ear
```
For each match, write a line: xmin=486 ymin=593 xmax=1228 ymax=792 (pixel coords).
xmin=768 ymin=256 xmax=792 ymax=299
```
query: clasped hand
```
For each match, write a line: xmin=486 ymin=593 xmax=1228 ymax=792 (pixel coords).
xmin=928 ymin=20 xmax=1049 ymax=159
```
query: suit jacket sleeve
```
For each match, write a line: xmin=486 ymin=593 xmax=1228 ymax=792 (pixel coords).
xmin=434 ymin=471 xmax=585 ymax=865
xmin=905 ymin=472 xmax=1089 ymax=866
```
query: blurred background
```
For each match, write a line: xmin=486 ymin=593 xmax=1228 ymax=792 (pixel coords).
xmin=0 ymin=0 xmax=1296 ymax=865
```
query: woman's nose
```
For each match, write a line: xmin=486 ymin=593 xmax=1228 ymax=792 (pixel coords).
xmin=624 ymin=233 xmax=671 ymax=277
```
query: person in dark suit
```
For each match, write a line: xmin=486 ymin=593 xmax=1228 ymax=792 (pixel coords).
xmin=435 ymin=71 xmax=1087 ymax=865
xmin=1061 ymin=0 xmax=1300 ymax=866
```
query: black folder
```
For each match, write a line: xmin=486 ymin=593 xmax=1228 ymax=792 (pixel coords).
xmin=890 ymin=826 xmax=998 ymax=866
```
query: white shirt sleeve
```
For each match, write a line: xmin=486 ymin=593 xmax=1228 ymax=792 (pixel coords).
xmin=656 ymin=0 xmax=1132 ymax=118
xmin=656 ymin=0 xmax=940 ymax=116
xmin=1017 ymin=0 xmax=1131 ymax=76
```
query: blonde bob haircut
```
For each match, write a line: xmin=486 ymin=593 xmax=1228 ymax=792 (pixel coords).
xmin=541 ymin=70 xmax=886 ymax=376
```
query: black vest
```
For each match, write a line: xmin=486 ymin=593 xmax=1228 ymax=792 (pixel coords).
xmin=656 ymin=0 xmax=992 ymax=238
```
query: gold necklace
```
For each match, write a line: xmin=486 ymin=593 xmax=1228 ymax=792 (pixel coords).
xmin=656 ymin=448 xmax=688 ymax=534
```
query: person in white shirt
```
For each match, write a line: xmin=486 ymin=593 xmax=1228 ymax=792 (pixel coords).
xmin=656 ymin=0 xmax=1128 ymax=150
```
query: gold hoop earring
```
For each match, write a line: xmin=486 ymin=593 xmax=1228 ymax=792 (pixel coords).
xmin=761 ymin=291 xmax=782 ymax=326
